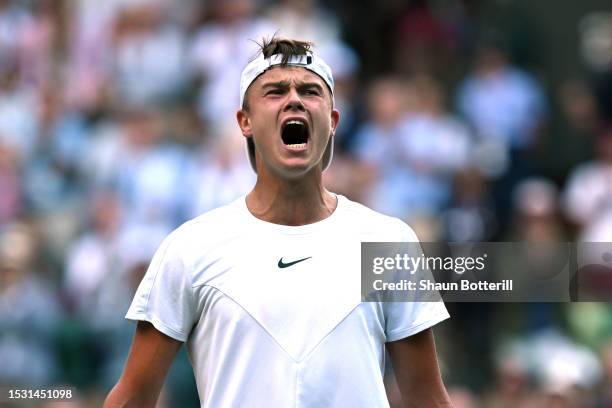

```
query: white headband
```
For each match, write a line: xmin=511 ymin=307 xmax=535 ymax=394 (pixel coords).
xmin=239 ymin=51 xmax=335 ymax=108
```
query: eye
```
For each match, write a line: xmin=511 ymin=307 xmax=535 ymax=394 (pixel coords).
xmin=304 ymin=88 xmax=321 ymax=96
xmin=266 ymin=89 xmax=284 ymax=95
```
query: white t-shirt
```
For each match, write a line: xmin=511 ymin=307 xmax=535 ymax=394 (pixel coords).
xmin=126 ymin=195 xmax=449 ymax=407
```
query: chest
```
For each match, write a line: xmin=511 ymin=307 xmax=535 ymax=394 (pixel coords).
xmin=190 ymin=233 xmax=376 ymax=360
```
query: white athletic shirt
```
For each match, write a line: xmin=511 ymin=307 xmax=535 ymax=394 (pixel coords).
xmin=126 ymin=195 xmax=449 ymax=407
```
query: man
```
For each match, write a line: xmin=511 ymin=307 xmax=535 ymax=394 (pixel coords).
xmin=104 ymin=37 xmax=452 ymax=407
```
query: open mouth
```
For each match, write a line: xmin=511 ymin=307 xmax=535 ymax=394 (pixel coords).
xmin=281 ymin=120 xmax=309 ymax=149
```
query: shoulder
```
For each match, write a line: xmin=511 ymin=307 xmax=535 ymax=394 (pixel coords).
xmin=337 ymin=196 xmax=419 ymax=242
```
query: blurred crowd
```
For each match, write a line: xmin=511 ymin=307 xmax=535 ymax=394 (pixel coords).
xmin=1 ymin=0 xmax=612 ymax=406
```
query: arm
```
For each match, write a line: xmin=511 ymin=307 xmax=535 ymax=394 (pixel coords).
xmin=104 ymin=321 xmax=182 ymax=408
xmin=386 ymin=328 xmax=453 ymax=408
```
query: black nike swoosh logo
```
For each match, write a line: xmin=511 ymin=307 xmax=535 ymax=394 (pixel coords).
xmin=278 ymin=256 xmax=312 ymax=268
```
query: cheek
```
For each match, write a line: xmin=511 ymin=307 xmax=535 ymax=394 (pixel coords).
xmin=250 ymin=115 xmax=278 ymax=144
xmin=250 ymin=105 xmax=276 ymax=124
xmin=314 ymin=111 xmax=333 ymax=132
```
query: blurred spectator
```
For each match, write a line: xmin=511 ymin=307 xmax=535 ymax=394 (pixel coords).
xmin=97 ymin=220 xmax=170 ymax=387
xmin=22 ymin=85 xmax=80 ymax=215
xmin=547 ymin=78 xmax=599 ymax=178
xmin=82 ymin=107 xmax=189 ymax=228
xmin=63 ymin=192 xmax=121 ymax=322
xmin=532 ymin=330 xmax=601 ymax=406
xmin=350 ymin=76 xmax=415 ymax=219
xmin=510 ymin=177 xmax=565 ymax=242
xmin=0 ymin=142 xmax=21 ymax=223
xmin=40 ymin=93 xmax=92 ymax=189
xmin=399 ymin=75 xmax=471 ymax=181
xmin=0 ymin=221 xmax=62 ymax=386
xmin=16 ymin=0 xmax=58 ymax=88
xmin=563 ymin=126 xmax=612 ymax=231
xmin=0 ymin=0 xmax=33 ymax=77
xmin=352 ymin=75 xmax=471 ymax=227
xmin=485 ymin=330 xmax=601 ymax=407
xmin=442 ymin=167 xmax=497 ymax=242
xmin=185 ymin=124 xmax=255 ymax=218
xmin=391 ymin=0 xmax=462 ymax=78
xmin=579 ymin=12 xmax=612 ymax=123
xmin=558 ymin=79 xmax=600 ymax=137
xmin=110 ymin=1 xmax=191 ymax=105
xmin=190 ymin=0 xmax=274 ymax=130
xmin=316 ymin=41 xmax=361 ymax=151
xmin=447 ymin=386 xmax=478 ymax=408
xmin=457 ymin=39 xmax=547 ymax=162
xmin=322 ymin=154 xmax=373 ymax=208
xmin=0 ymin=65 xmax=40 ymax=163
xmin=65 ymin=0 xmax=122 ymax=110
xmin=505 ymin=178 xmax=567 ymax=332
xmin=63 ymin=191 xmax=170 ymax=389
xmin=483 ymin=349 xmax=532 ymax=408
xmin=264 ymin=0 xmax=340 ymax=46
xmin=457 ymin=38 xmax=548 ymax=228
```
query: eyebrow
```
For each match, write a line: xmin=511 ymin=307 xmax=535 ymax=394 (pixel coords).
xmin=261 ymin=81 xmax=325 ymax=92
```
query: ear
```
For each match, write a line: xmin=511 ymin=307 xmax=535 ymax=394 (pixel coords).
xmin=330 ymin=109 xmax=340 ymax=136
xmin=236 ymin=109 xmax=252 ymax=139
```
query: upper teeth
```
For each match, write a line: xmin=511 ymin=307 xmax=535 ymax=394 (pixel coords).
xmin=287 ymin=120 xmax=305 ymax=126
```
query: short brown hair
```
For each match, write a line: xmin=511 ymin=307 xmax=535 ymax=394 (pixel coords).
xmin=260 ymin=37 xmax=313 ymax=64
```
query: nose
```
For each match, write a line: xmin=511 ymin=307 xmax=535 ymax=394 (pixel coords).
xmin=283 ymin=88 xmax=305 ymax=111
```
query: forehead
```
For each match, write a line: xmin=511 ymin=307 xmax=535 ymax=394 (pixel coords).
xmin=252 ymin=66 xmax=328 ymax=88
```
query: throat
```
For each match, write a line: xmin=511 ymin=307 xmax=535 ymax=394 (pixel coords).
xmin=246 ymin=187 xmax=338 ymax=226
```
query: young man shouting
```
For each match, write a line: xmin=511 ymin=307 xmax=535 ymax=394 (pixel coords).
xmin=105 ymin=37 xmax=452 ymax=407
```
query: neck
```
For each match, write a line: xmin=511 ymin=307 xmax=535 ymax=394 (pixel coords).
xmin=246 ymin=170 xmax=337 ymax=226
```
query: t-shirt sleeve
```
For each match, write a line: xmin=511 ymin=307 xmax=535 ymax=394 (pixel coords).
xmin=125 ymin=231 xmax=196 ymax=342
xmin=384 ymin=298 xmax=450 ymax=342
xmin=383 ymin=220 xmax=450 ymax=342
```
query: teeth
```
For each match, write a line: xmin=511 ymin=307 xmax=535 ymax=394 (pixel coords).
xmin=286 ymin=120 xmax=305 ymax=126
xmin=286 ymin=143 xmax=307 ymax=149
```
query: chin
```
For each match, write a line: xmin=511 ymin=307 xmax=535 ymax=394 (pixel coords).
xmin=273 ymin=162 xmax=319 ymax=179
